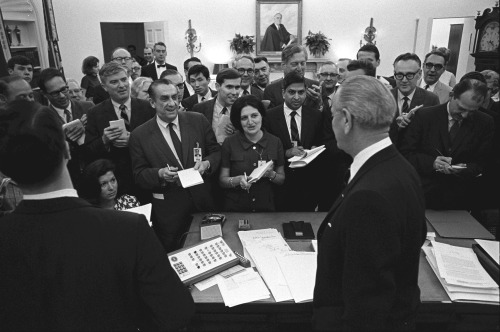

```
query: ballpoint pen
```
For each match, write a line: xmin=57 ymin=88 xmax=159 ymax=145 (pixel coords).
xmin=243 ymin=172 xmax=249 ymax=193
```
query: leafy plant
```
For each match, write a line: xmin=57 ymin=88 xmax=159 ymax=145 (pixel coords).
xmin=304 ymin=30 xmax=331 ymax=57
xmin=229 ymin=33 xmax=255 ymax=54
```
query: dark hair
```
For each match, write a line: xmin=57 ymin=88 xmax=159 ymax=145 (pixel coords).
xmin=79 ymin=159 xmax=116 ymax=204
xmin=183 ymin=57 xmax=201 ymax=70
xmin=0 ymin=101 xmax=66 ymax=186
xmin=7 ymin=55 xmax=32 ymax=70
xmin=453 ymin=78 xmax=488 ymax=101
xmin=424 ymin=50 xmax=447 ymax=65
xmin=187 ymin=64 xmax=210 ymax=81
xmin=153 ymin=42 xmax=166 ymax=50
xmin=347 ymin=59 xmax=376 ymax=77
xmin=459 ymin=71 xmax=487 ymax=84
xmin=148 ymin=78 xmax=175 ymax=100
xmin=393 ymin=52 xmax=422 ymax=67
xmin=0 ymin=76 xmax=25 ymax=98
xmin=127 ymin=44 xmax=136 ymax=51
xmin=160 ymin=69 xmax=181 ymax=79
xmin=230 ymin=95 xmax=266 ymax=132
xmin=282 ymin=71 xmax=305 ymax=90
xmin=254 ymin=56 xmax=269 ymax=65
xmin=436 ymin=47 xmax=451 ymax=62
xmin=357 ymin=44 xmax=380 ymax=61
xmin=38 ymin=68 xmax=65 ymax=92
xmin=216 ymin=68 xmax=240 ymax=85
xmin=81 ymin=56 xmax=100 ymax=75
xmin=281 ymin=43 xmax=307 ymax=63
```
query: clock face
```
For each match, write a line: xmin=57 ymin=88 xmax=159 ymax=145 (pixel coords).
xmin=479 ymin=21 xmax=499 ymax=52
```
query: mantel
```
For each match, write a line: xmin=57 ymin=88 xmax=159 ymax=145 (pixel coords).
xmin=268 ymin=57 xmax=332 ymax=74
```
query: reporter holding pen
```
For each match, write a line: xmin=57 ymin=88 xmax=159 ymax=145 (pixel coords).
xmin=219 ymin=95 xmax=285 ymax=212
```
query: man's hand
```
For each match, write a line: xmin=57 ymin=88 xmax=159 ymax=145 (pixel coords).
xmin=306 ymin=84 xmax=321 ymax=101
xmin=286 ymin=146 xmax=305 ymax=158
xmin=79 ymin=114 xmax=88 ymax=126
xmin=434 ymin=156 xmax=453 ymax=174
xmin=64 ymin=121 xmax=85 ymax=141
xmin=111 ymin=131 xmax=130 ymax=148
xmin=224 ymin=122 xmax=235 ymax=135
xmin=102 ymin=126 xmax=124 ymax=145
xmin=158 ymin=166 xmax=179 ymax=183
xmin=396 ymin=113 xmax=412 ymax=128
xmin=194 ymin=160 xmax=210 ymax=175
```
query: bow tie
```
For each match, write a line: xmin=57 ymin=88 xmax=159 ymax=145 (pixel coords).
xmin=157 ymin=64 xmax=166 ymax=68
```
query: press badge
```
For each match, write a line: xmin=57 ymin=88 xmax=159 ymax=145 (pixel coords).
xmin=291 ymin=140 xmax=298 ymax=147
xmin=193 ymin=142 xmax=202 ymax=162
xmin=258 ymin=160 xmax=267 ymax=167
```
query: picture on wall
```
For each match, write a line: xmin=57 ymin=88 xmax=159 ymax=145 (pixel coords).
xmin=256 ymin=0 xmax=302 ymax=57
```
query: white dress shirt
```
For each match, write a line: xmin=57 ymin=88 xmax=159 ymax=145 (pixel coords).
xmin=397 ymin=89 xmax=416 ymax=115
xmin=155 ymin=61 xmax=167 ymax=80
xmin=213 ymin=98 xmax=231 ymax=144
xmin=420 ymin=80 xmax=437 ymax=92
xmin=349 ymin=137 xmax=392 ymax=183
xmin=156 ymin=115 xmax=183 ymax=167
xmin=111 ymin=98 xmax=132 ymax=122
xmin=51 ymin=102 xmax=73 ymax=124
xmin=24 ymin=188 xmax=78 ymax=200
xmin=197 ymin=89 xmax=213 ymax=103
xmin=283 ymin=104 xmax=302 ymax=141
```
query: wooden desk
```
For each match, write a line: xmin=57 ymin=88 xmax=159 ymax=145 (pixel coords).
xmin=184 ymin=212 xmax=498 ymax=331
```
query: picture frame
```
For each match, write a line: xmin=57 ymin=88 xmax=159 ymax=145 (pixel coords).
xmin=256 ymin=0 xmax=302 ymax=58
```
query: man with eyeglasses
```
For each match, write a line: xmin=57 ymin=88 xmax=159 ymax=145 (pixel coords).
xmin=389 ymin=53 xmax=439 ymax=147
xmin=400 ymin=77 xmax=494 ymax=210
xmin=252 ymin=56 xmax=270 ymax=91
xmin=38 ymin=68 xmax=94 ymax=186
xmin=181 ymin=64 xmax=217 ymax=112
xmin=420 ymin=50 xmax=452 ymax=104
xmin=161 ymin=69 xmax=186 ymax=109
xmin=232 ymin=55 xmax=263 ymax=100
xmin=130 ymin=60 xmax=142 ymax=81
xmin=142 ymin=42 xmax=177 ymax=81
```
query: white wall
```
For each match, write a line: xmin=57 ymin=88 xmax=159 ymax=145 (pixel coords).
xmin=52 ymin=0 xmax=496 ymax=82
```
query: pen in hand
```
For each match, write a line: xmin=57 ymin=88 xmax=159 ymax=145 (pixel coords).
xmin=243 ymin=172 xmax=249 ymax=193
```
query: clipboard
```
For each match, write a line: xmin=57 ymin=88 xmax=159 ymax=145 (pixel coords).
xmin=425 ymin=210 xmax=494 ymax=240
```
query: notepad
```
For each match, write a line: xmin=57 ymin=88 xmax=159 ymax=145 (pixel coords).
xmin=177 ymin=168 xmax=204 ymax=188
xmin=109 ymin=119 xmax=128 ymax=139
xmin=288 ymin=145 xmax=325 ymax=168
xmin=62 ymin=119 xmax=85 ymax=145
xmin=125 ymin=203 xmax=152 ymax=227
xmin=248 ymin=160 xmax=274 ymax=183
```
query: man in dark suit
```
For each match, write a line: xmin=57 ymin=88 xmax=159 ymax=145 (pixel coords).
xmin=141 ymin=42 xmax=177 ymax=80
xmin=264 ymin=72 xmax=324 ymax=211
xmin=253 ymin=56 xmax=270 ymax=92
xmin=181 ymin=64 xmax=217 ymax=111
xmin=38 ymin=68 xmax=94 ymax=187
xmin=161 ymin=69 xmax=186 ymax=108
xmin=0 ymin=101 xmax=194 ymax=330
xmin=313 ymin=75 xmax=426 ymax=330
xmin=182 ymin=56 xmax=202 ymax=99
xmin=389 ymin=53 xmax=440 ymax=147
xmin=130 ymin=79 xmax=221 ymax=252
xmin=7 ymin=55 xmax=46 ymax=105
xmin=232 ymin=55 xmax=264 ymax=100
xmin=263 ymin=44 xmax=321 ymax=109
xmin=400 ymin=78 xmax=494 ymax=210
xmin=356 ymin=44 xmax=396 ymax=88
xmin=85 ymin=62 xmax=155 ymax=199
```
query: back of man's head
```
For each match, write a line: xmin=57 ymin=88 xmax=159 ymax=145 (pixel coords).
xmin=187 ymin=64 xmax=210 ymax=81
xmin=0 ymin=101 xmax=66 ymax=186
xmin=346 ymin=59 xmax=376 ymax=77
xmin=38 ymin=68 xmax=65 ymax=92
xmin=333 ymin=75 xmax=396 ymax=130
xmin=281 ymin=43 xmax=307 ymax=64
xmin=183 ymin=57 xmax=202 ymax=71
xmin=453 ymin=77 xmax=488 ymax=102
xmin=0 ymin=76 xmax=24 ymax=98
xmin=282 ymin=71 xmax=305 ymax=90
xmin=7 ymin=55 xmax=32 ymax=70
xmin=216 ymin=68 xmax=240 ymax=85
xmin=160 ymin=69 xmax=181 ymax=80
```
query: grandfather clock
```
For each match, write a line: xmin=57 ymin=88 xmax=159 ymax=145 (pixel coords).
xmin=471 ymin=3 xmax=499 ymax=72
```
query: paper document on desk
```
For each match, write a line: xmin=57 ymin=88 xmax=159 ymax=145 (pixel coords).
xmin=217 ymin=268 xmax=270 ymax=307
xmin=177 ymin=168 xmax=204 ymax=188
xmin=475 ymin=239 xmax=500 ymax=265
xmin=276 ymin=252 xmax=317 ymax=303
xmin=238 ymin=228 xmax=290 ymax=249
xmin=125 ymin=203 xmax=152 ymax=227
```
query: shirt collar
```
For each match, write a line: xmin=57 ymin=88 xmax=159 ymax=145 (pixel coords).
xmin=421 ymin=80 xmax=437 ymax=90
xmin=156 ymin=114 xmax=179 ymax=128
xmin=198 ymin=89 xmax=212 ymax=102
xmin=397 ymin=88 xmax=416 ymax=102
xmin=155 ymin=60 xmax=165 ymax=66
xmin=23 ymin=188 xmax=78 ymax=200
xmin=238 ymin=130 xmax=269 ymax=150
xmin=349 ymin=137 xmax=392 ymax=182
xmin=283 ymin=104 xmax=302 ymax=116
xmin=215 ymin=97 xmax=231 ymax=113
xmin=51 ymin=100 xmax=72 ymax=113
xmin=111 ymin=97 xmax=131 ymax=110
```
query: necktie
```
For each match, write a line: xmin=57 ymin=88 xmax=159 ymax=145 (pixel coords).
xmin=243 ymin=89 xmax=249 ymax=96
xmin=221 ymin=107 xmax=228 ymax=115
xmin=168 ymin=122 xmax=183 ymax=165
xmin=64 ymin=109 xmax=72 ymax=123
xmin=290 ymin=111 xmax=300 ymax=145
xmin=449 ymin=119 xmax=460 ymax=144
xmin=424 ymin=84 xmax=429 ymax=90
xmin=119 ymin=104 xmax=130 ymax=131
xmin=157 ymin=64 xmax=166 ymax=68
xmin=201 ymin=96 xmax=206 ymax=101
xmin=401 ymin=96 xmax=409 ymax=114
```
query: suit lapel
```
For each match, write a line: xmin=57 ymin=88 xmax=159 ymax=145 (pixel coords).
xmin=277 ymin=106 xmax=292 ymax=147
xmin=450 ymin=117 xmax=472 ymax=154
xmin=410 ymin=88 xmax=424 ymax=109
xmin=104 ymin=99 xmax=119 ymax=122
xmin=178 ymin=112 xmax=191 ymax=168
xmin=300 ymin=106 xmax=315 ymax=148
xmin=437 ymin=106 xmax=451 ymax=153
xmin=206 ymin=99 xmax=216 ymax=124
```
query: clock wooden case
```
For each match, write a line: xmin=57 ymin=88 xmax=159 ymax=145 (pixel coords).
xmin=471 ymin=5 xmax=499 ymax=72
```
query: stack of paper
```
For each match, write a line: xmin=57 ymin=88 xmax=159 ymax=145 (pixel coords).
xmin=423 ymin=241 xmax=499 ymax=304
xmin=125 ymin=203 xmax=152 ymax=227
xmin=276 ymin=252 xmax=317 ymax=303
xmin=248 ymin=160 xmax=274 ymax=183
xmin=288 ymin=145 xmax=325 ymax=168
xmin=177 ymin=168 xmax=204 ymax=188
xmin=217 ymin=268 xmax=270 ymax=307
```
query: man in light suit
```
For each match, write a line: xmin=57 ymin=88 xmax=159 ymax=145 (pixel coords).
xmin=0 ymin=101 xmax=194 ymax=330
xmin=181 ymin=64 xmax=217 ymax=111
xmin=130 ymin=79 xmax=221 ymax=252
xmin=232 ymin=55 xmax=264 ymax=100
xmin=85 ymin=62 xmax=155 ymax=199
xmin=313 ymin=76 xmax=426 ymax=330
xmin=38 ymin=68 xmax=94 ymax=187
xmin=420 ymin=50 xmax=452 ymax=104
xmin=389 ymin=52 xmax=440 ymax=147
xmin=141 ymin=42 xmax=177 ymax=80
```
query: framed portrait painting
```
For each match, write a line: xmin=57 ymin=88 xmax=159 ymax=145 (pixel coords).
xmin=256 ymin=0 xmax=302 ymax=57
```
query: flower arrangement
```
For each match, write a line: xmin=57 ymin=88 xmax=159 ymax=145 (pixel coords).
xmin=304 ymin=30 xmax=331 ymax=57
xmin=229 ymin=33 xmax=255 ymax=54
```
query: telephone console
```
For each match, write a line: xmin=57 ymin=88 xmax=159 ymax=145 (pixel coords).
xmin=168 ymin=236 xmax=239 ymax=285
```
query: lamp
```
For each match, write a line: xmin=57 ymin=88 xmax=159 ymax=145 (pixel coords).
xmin=185 ymin=19 xmax=201 ymax=57
xmin=213 ymin=63 xmax=229 ymax=75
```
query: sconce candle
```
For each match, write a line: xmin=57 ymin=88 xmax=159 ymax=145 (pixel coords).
xmin=13 ymin=25 xmax=22 ymax=46
xmin=185 ymin=19 xmax=201 ymax=57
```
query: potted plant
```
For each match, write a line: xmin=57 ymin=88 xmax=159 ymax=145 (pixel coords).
xmin=304 ymin=30 xmax=331 ymax=58
xmin=229 ymin=33 xmax=255 ymax=54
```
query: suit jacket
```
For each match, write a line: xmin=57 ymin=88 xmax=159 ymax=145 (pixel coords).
xmin=129 ymin=111 xmax=221 ymax=211
xmin=181 ymin=88 xmax=217 ymax=112
xmin=399 ymin=103 xmax=494 ymax=209
xmin=182 ymin=82 xmax=191 ymax=100
xmin=389 ymin=87 xmax=440 ymax=147
xmin=91 ymin=84 xmax=110 ymax=105
xmin=241 ymin=85 xmax=264 ymax=101
xmin=141 ymin=62 xmax=177 ymax=80
xmin=313 ymin=145 xmax=426 ymax=330
xmin=191 ymin=98 xmax=218 ymax=124
xmin=431 ymin=80 xmax=453 ymax=104
xmin=0 ymin=197 xmax=194 ymax=330
xmin=263 ymin=77 xmax=321 ymax=109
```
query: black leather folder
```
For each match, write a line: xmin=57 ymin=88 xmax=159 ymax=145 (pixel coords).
xmin=282 ymin=221 xmax=315 ymax=240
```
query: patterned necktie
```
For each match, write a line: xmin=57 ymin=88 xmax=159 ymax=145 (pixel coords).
xmin=119 ymin=104 xmax=130 ymax=131
xmin=168 ymin=122 xmax=183 ymax=165
xmin=221 ymin=107 xmax=228 ymax=115
xmin=290 ymin=111 xmax=300 ymax=144
xmin=449 ymin=119 xmax=460 ymax=144
xmin=64 ymin=109 xmax=72 ymax=123
xmin=401 ymin=96 xmax=409 ymax=115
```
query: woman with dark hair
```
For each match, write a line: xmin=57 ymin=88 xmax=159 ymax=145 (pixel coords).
xmin=219 ymin=95 xmax=285 ymax=212
xmin=80 ymin=56 xmax=101 ymax=101
xmin=79 ymin=159 xmax=140 ymax=210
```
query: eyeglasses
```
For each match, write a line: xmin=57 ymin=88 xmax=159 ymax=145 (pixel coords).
xmin=424 ymin=62 xmax=444 ymax=71
xmin=319 ymin=72 xmax=339 ymax=78
xmin=394 ymin=71 xmax=419 ymax=80
xmin=237 ymin=68 xmax=254 ymax=75
xmin=112 ymin=57 xmax=133 ymax=62
xmin=47 ymin=86 xmax=69 ymax=98
xmin=254 ymin=68 xmax=268 ymax=74
xmin=174 ymin=83 xmax=185 ymax=89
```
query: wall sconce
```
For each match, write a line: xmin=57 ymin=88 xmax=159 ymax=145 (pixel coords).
xmin=360 ymin=18 xmax=377 ymax=47
xmin=185 ymin=19 xmax=201 ymax=57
